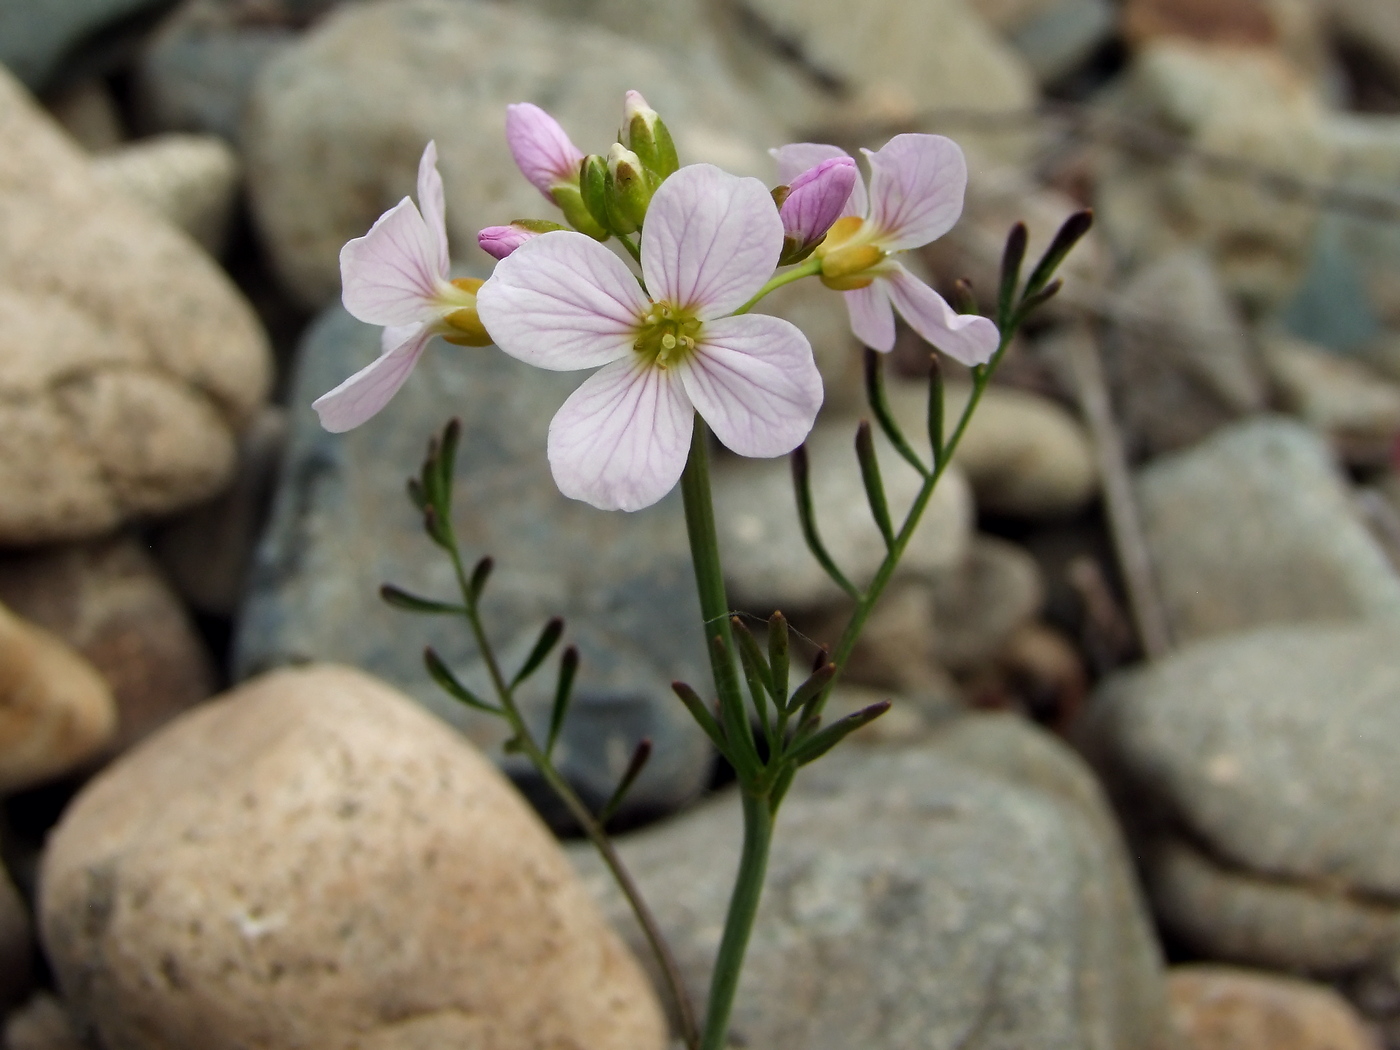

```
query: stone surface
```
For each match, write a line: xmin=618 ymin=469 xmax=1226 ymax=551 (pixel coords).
xmin=244 ymin=0 xmax=782 ymax=308
xmin=1135 ymin=417 xmax=1400 ymax=643
xmin=928 ymin=536 xmax=1045 ymax=670
xmin=0 ymin=602 xmax=116 ymax=795
xmin=153 ymin=406 xmax=286 ymax=617
xmin=43 ymin=79 xmax=125 ymax=152
xmin=236 ymin=305 xmax=713 ymax=822
xmin=1332 ymin=0 xmax=1400 ymax=90
xmin=1001 ymin=0 xmax=1115 ymax=85
xmin=713 ymin=413 xmax=973 ymax=612
xmin=1169 ymin=966 xmax=1382 ymax=1050
xmin=0 ymin=65 xmax=271 ymax=546
xmin=39 ymin=665 xmax=666 ymax=1050
xmin=91 ymin=133 xmax=240 ymax=254
xmin=575 ymin=712 xmax=1173 ymax=1050
xmin=0 ymin=866 xmax=33 ymax=1008
xmin=0 ymin=0 xmax=169 ymax=90
xmin=0 ymin=536 xmax=215 ymax=754
xmin=1095 ymin=40 xmax=1334 ymax=310
xmin=887 ymin=379 xmax=1101 ymax=519
xmin=1107 ymin=250 xmax=1266 ymax=457
xmin=3 ymin=994 xmax=86 ymax=1050
xmin=1079 ymin=622 xmax=1400 ymax=971
xmin=1262 ymin=334 xmax=1400 ymax=460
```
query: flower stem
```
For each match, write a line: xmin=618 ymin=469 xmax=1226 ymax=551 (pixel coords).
xmin=733 ymin=257 xmax=822 ymax=315
xmin=698 ymin=789 xmax=773 ymax=1050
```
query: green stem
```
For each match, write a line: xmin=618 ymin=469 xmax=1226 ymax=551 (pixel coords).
xmin=733 ymin=257 xmax=822 ymax=315
xmin=698 ymin=789 xmax=774 ymax=1050
xmin=618 ymin=233 xmax=643 ymax=264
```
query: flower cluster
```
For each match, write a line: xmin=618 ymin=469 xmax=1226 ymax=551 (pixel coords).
xmin=316 ymin=94 xmax=999 ymax=510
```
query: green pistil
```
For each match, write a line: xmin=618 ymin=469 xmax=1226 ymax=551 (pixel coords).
xmin=634 ymin=302 xmax=702 ymax=369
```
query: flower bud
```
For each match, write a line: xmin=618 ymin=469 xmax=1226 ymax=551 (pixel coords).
xmin=477 ymin=219 xmax=564 ymax=260
xmin=580 ymin=153 xmax=611 ymax=233
xmin=621 ymin=89 xmax=678 ymax=182
xmin=606 ymin=142 xmax=651 ymax=233
xmin=777 ymin=156 xmax=858 ymax=265
xmin=552 ymin=182 xmax=609 ymax=241
xmin=505 ymin=103 xmax=583 ymax=198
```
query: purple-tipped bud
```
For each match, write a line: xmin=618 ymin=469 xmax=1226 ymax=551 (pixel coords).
xmin=505 ymin=102 xmax=585 ymax=199
xmin=478 ymin=224 xmax=539 ymax=260
xmin=779 ymin=156 xmax=858 ymax=262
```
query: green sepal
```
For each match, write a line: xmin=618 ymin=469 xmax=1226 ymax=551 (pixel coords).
xmin=552 ymin=181 xmax=609 ymax=241
xmin=579 ymin=154 xmax=611 ymax=235
xmin=508 ymin=218 xmax=567 ymax=234
xmin=627 ymin=109 xmax=679 ymax=181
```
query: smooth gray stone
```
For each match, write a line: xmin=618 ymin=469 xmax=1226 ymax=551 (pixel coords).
xmin=236 ymin=304 xmax=714 ymax=823
xmin=574 ymin=713 xmax=1173 ymax=1050
xmin=0 ymin=0 xmax=170 ymax=89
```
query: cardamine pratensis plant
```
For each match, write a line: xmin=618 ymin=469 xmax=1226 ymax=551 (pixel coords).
xmin=314 ymin=89 xmax=1091 ymax=1050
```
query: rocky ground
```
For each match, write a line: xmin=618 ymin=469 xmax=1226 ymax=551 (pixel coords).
xmin=2 ymin=0 xmax=1400 ymax=1047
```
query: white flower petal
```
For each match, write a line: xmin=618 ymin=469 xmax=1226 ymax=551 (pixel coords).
xmin=771 ymin=142 xmax=866 ymax=218
xmin=641 ymin=164 xmax=783 ymax=320
xmin=476 ymin=231 xmax=649 ymax=371
xmin=417 ymin=141 xmax=450 ymax=278
xmin=862 ymin=134 xmax=966 ymax=251
xmin=679 ymin=315 xmax=823 ymax=458
xmin=844 ymin=280 xmax=896 ymax=352
xmin=313 ymin=325 xmax=432 ymax=432
xmin=339 ymin=197 xmax=444 ymax=327
xmin=547 ymin=357 xmax=694 ymax=512
xmin=884 ymin=263 xmax=1000 ymax=366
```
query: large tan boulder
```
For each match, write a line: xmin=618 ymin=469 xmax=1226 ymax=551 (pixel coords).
xmin=38 ymin=665 xmax=666 ymax=1050
xmin=0 ymin=65 xmax=271 ymax=546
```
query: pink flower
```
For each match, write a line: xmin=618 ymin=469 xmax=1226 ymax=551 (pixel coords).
xmin=772 ymin=135 xmax=999 ymax=365
xmin=477 ymin=164 xmax=823 ymax=512
xmin=314 ymin=141 xmax=490 ymax=433
xmin=478 ymin=223 xmax=541 ymax=260
xmin=506 ymin=102 xmax=585 ymax=199
xmin=778 ymin=155 xmax=857 ymax=259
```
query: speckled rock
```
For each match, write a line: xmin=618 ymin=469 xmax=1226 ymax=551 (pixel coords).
xmin=575 ymin=712 xmax=1173 ymax=1050
xmin=1169 ymin=966 xmax=1382 ymax=1050
xmin=236 ymin=305 xmax=713 ymax=824
xmin=1135 ymin=417 xmax=1400 ymax=642
xmin=91 ymin=133 xmax=240 ymax=254
xmin=244 ymin=0 xmax=782 ymax=307
xmin=0 ymin=66 xmax=271 ymax=546
xmin=39 ymin=665 xmax=667 ymax=1050
xmin=1079 ymin=622 xmax=1400 ymax=973
xmin=0 ymin=602 xmax=116 ymax=795
xmin=0 ymin=536 xmax=215 ymax=754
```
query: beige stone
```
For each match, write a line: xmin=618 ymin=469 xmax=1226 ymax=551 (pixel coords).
xmin=0 ymin=603 xmax=116 ymax=794
xmin=0 ymin=66 xmax=271 ymax=546
xmin=92 ymin=133 xmax=240 ymax=255
xmin=38 ymin=665 xmax=665 ymax=1050
xmin=1170 ymin=965 xmax=1382 ymax=1050
xmin=3 ymin=994 xmax=87 ymax=1050
xmin=1263 ymin=334 xmax=1400 ymax=458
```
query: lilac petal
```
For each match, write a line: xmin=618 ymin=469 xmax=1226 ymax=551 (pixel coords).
xmin=506 ymin=102 xmax=585 ymax=199
xmin=884 ymin=263 xmax=1000 ymax=366
xmin=780 ymin=156 xmax=858 ymax=249
xmin=771 ymin=143 xmax=866 ymax=218
xmin=339 ymin=197 xmax=444 ymax=327
xmin=679 ymin=315 xmax=823 ymax=458
xmin=417 ymin=140 xmax=449 ymax=278
xmin=313 ymin=325 xmax=432 ymax=432
xmin=476 ymin=230 xmax=648 ymax=371
xmin=547 ymin=357 xmax=694 ymax=512
xmin=641 ymin=164 xmax=782 ymax=320
xmin=844 ymin=280 xmax=897 ymax=352
xmin=477 ymin=224 xmax=538 ymax=260
xmin=862 ymin=134 xmax=967 ymax=251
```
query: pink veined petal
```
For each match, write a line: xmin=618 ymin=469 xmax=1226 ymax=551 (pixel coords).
xmin=780 ymin=157 xmax=858 ymax=250
xmin=416 ymin=140 xmax=450 ymax=278
xmin=883 ymin=262 xmax=1000 ymax=366
xmin=476 ymin=230 xmax=649 ymax=371
xmin=678 ymin=314 xmax=823 ymax=458
xmin=641 ymin=164 xmax=783 ymax=320
xmin=844 ymin=280 xmax=897 ymax=352
xmin=339 ymin=196 xmax=444 ymax=327
xmin=506 ymin=102 xmax=585 ymax=199
xmin=312 ymin=325 xmax=432 ymax=433
xmin=862 ymin=133 xmax=967 ymax=251
xmin=547 ymin=356 xmax=694 ymax=512
xmin=477 ymin=224 xmax=538 ymax=260
xmin=770 ymin=142 xmax=866 ymax=218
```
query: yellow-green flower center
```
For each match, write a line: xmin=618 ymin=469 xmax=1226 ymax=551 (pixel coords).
xmin=634 ymin=302 xmax=702 ymax=369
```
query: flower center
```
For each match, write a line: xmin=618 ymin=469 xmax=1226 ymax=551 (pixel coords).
xmin=634 ymin=302 xmax=702 ymax=369
xmin=815 ymin=215 xmax=885 ymax=291
xmin=435 ymin=277 xmax=492 ymax=347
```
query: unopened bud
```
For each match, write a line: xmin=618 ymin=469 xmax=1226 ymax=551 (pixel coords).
xmin=606 ymin=142 xmax=650 ymax=233
xmin=551 ymin=181 xmax=609 ymax=241
xmin=477 ymin=219 xmax=564 ymax=260
xmin=580 ymin=154 xmax=611 ymax=234
xmin=506 ymin=103 xmax=584 ymax=199
xmin=621 ymin=90 xmax=678 ymax=181
xmin=778 ymin=156 xmax=857 ymax=266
